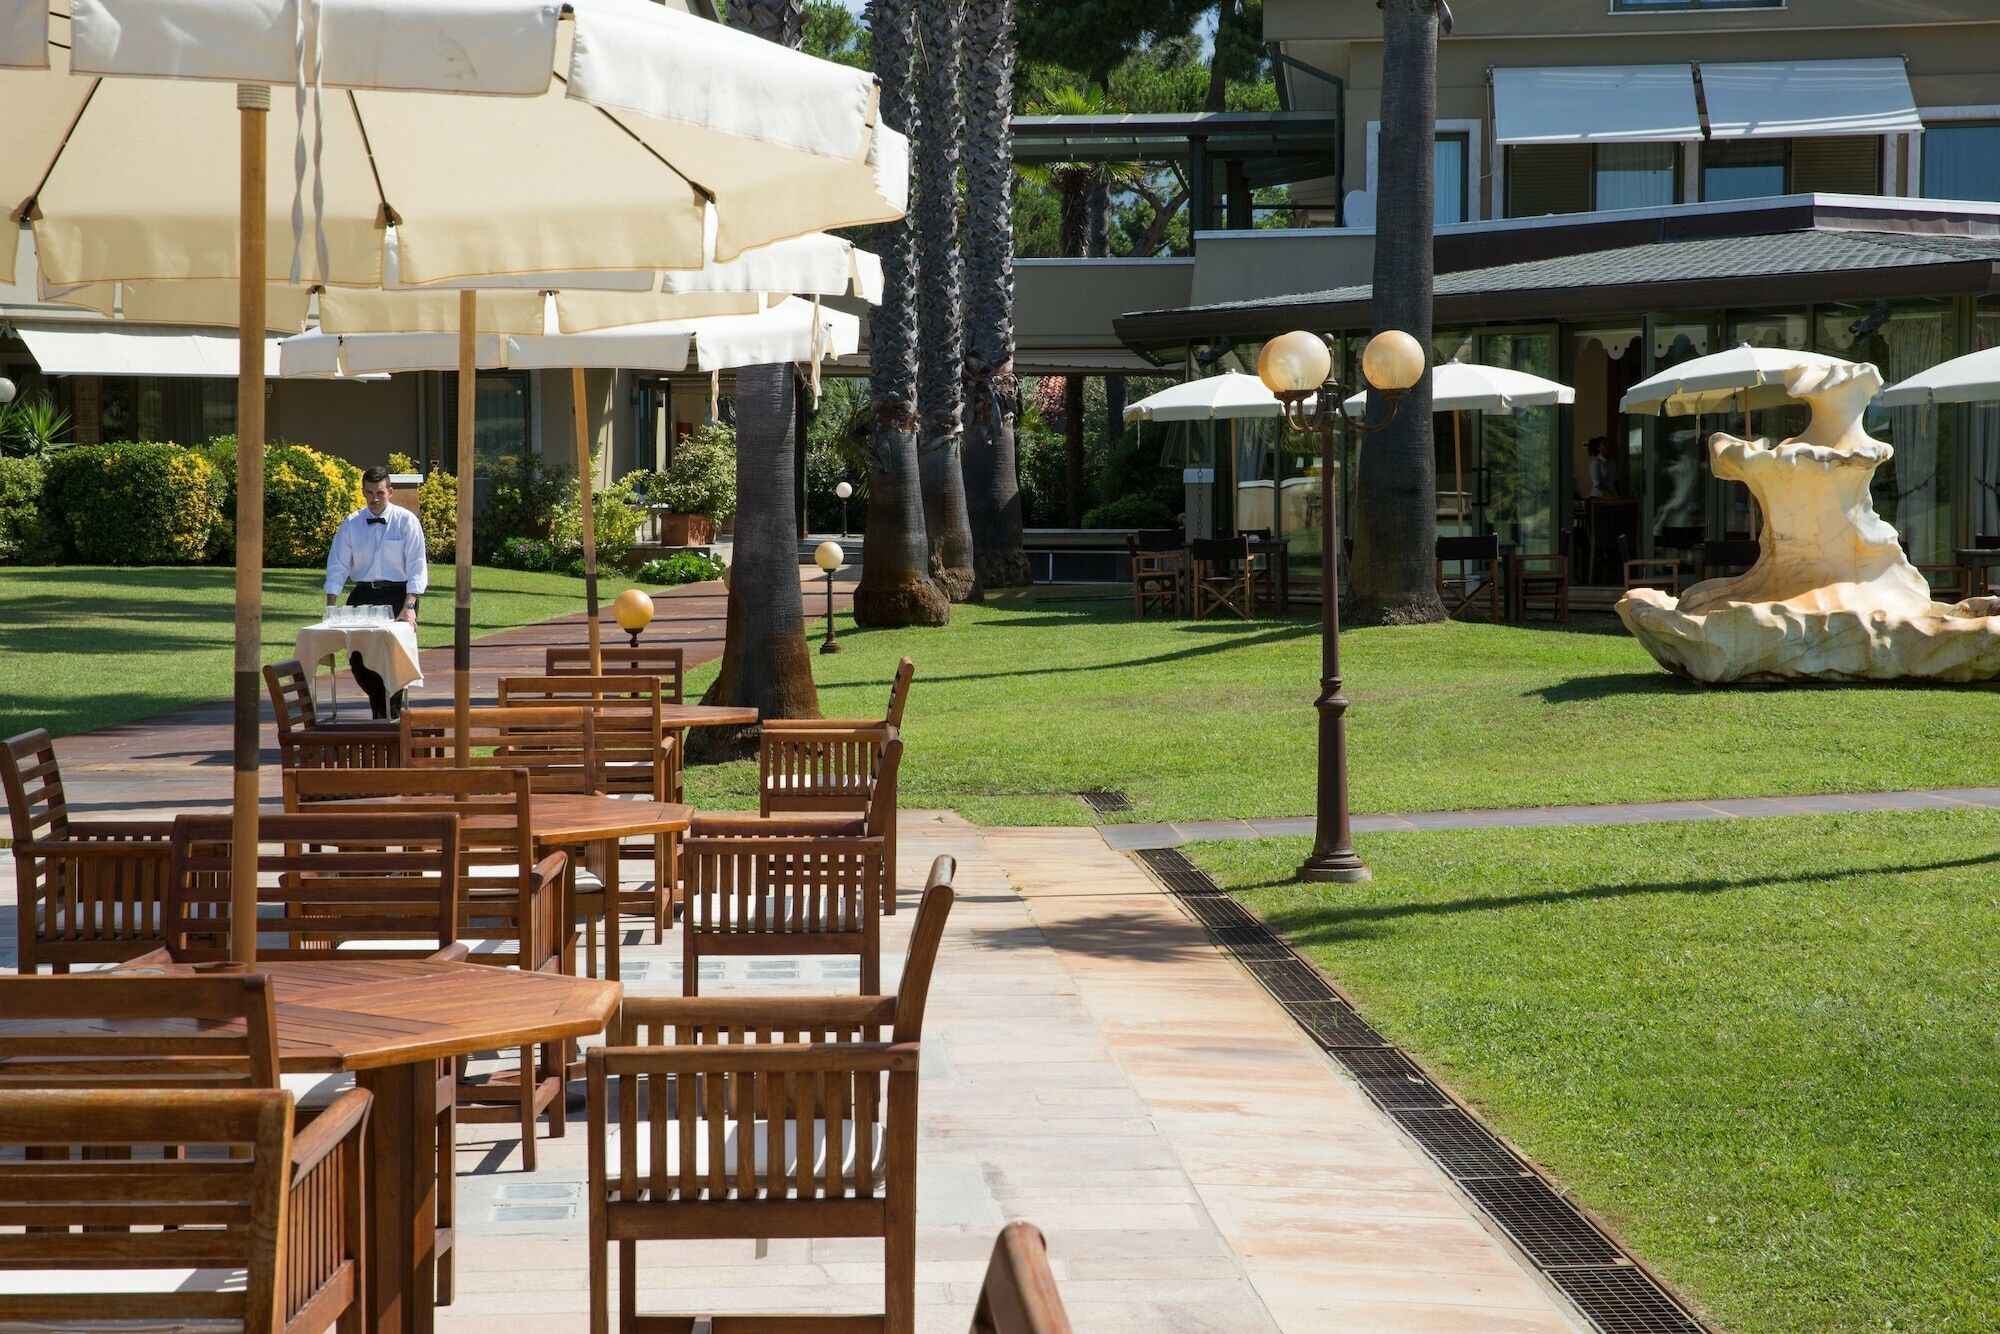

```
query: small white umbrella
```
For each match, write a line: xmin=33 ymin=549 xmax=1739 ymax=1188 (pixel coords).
xmin=1620 ymin=345 xmax=1854 ymax=417
xmin=1344 ymin=359 xmax=1574 ymax=527
xmin=1879 ymin=347 xmax=2000 ymax=407
xmin=1123 ymin=371 xmax=1289 ymax=422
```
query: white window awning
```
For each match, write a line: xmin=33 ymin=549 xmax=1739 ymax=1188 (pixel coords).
xmin=1700 ymin=58 xmax=1921 ymax=140
xmin=14 ymin=322 xmax=281 ymax=378
xmin=1492 ymin=65 xmax=1702 ymax=145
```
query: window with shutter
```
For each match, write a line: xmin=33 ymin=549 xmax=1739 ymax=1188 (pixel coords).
xmin=1791 ymin=136 xmax=1882 ymax=195
xmin=1505 ymin=145 xmax=1592 ymax=219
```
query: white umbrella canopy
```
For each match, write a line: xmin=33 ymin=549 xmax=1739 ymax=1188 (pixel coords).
xmin=1342 ymin=358 xmax=1574 ymax=415
xmin=1123 ymin=371 xmax=1289 ymax=422
xmin=0 ymin=0 xmax=907 ymax=290
xmin=1620 ymin=344 xmax=1855 ymax=416
xmin=1879 ymin=347 xmax=2000 ymax=407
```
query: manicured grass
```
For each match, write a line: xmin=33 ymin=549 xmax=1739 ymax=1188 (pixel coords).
xmin=0 ymin=565 xmax=599 ymax=739
xmin=685 ymin=586 xmax=2000 ymax=825
xmin=1187 ymin=813 xmax=2000 ymax=1334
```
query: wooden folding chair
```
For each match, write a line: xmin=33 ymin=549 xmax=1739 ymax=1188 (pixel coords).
xmin=586 ymin=859 xmax=956 ymax=1334
xmin=1435 ymin=534 xmax=1502 ymax=620
xmin=3 ymin=728 xmax=173 ymax=973
xmin=0 ymin=1087 xmax=369 ymax=1334
xmin=263 ymin=658 xmax=401 ymax=770
xmin=1127 ymin=530 xmax=1187 ymax=618
xmin=1190 ymin=536 xmax=1255 ymax=620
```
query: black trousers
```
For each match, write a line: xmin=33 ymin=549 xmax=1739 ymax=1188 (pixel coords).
xmin=346 ymin=580 xmax=409 ymax=719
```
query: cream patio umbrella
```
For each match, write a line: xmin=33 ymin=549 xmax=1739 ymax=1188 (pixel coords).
xmin=1879 ymin=347 xmax=2000 ymax=407
xmin=1345 ymin=359 xmax=1574 ymax=528
xmin=1 ymin=0 xmax=905 ymax=962
xmin=1621 ymin=344 xmax=1852 ymax=425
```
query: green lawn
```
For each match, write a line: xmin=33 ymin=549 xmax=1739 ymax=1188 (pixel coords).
xmin=1188 ymin=814 xmax=2000 ymax=1334
xmin=0 ymin=565 xmax=599 ymax=739
xmin=685 ymin=587 xmax=2000 ymax=824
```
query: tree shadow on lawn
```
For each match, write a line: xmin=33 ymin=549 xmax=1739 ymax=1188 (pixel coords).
xmin=878 ymin=622 xmax=1318 ymax=689
xmin=1240 ymin=849 xmax=2000 ymax=946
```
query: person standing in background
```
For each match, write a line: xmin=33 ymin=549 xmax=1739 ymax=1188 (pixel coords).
xmin=1587 ymin=437 xmax=1617 ymax=498
xmin=324 ymin=466 xmax=427 ymax=718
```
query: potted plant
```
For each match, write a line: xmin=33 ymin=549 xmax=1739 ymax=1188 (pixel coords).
xmin=653 ymin=421 xmax=736 ymax=547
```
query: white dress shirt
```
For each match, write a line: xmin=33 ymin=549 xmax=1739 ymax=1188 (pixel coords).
xmin=324 ymin=504 xmax=429 ymax=596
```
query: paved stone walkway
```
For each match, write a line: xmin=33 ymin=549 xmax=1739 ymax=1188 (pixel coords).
xmin=1098 ymin=784 xmax=2000 ymax=851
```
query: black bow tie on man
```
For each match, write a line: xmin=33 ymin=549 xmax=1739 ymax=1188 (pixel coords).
xmin=366 ymin=515 xmax=387 ymax=525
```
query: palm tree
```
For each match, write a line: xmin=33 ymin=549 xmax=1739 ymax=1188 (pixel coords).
xmin=1349 ymin=0 xmax=1446 ymax=625
xmin=697 ymin=0 xmax=822 ymax=752
xmin=856 ymin=0 xmax=951 ymax=628
xmin=915 ymin=0 xmax=975 ymax=601
xmin=960 ymin=0 xmax=1030 ymax=589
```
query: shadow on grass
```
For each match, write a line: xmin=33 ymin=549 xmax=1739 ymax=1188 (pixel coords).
xmin=905 ymin=622 xmax=1319 ymax=688
xmin=1243 ymin=849 xmax=2000 ymax=946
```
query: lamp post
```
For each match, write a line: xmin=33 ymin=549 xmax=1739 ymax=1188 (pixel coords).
xmin=1257 ymin=328 xmax=1427 ymax=884
xmin=835 ymin=480 xmax=853 ymax=538
xmin=613 ymin=588 xmax=655 ymax=649
xmin=814 ymin=541 xmax=844 ymax=653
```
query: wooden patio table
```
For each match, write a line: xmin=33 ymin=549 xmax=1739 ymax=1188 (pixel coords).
xmin=89 ymin=958 xmax=621 ymax=1334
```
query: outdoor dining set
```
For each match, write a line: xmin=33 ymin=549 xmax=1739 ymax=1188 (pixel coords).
xmin=0 ymin=651 xmax=1073 ymax=1334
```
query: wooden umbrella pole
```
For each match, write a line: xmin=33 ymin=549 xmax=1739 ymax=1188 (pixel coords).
xmin=573 ymin=366 xmax=601 ymax=673
xmin=454 ymin=290 xmax=476 ymax=766
xmin=229 ymin=85 xmax=269 ymax=965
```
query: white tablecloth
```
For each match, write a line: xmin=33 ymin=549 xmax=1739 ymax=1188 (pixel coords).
xmin=294 ymin=622 xmax=425 ymax=699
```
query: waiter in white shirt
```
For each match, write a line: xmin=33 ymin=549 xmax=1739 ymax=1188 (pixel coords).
xmin=324 ymin=465 xmax=428 ymax=718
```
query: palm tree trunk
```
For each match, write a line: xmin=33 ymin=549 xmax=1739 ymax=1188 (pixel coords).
xmin=858 ymin=0 xmax=950 ymax=628
xmin=1350 ymin=0 xmax=1444 ymax=626
xmin=960 ymin=0 xmax=1031 ymax=591
xmin=703 ymin=0 xmax=823 ymax=744
xmin=915 ymin=0 xmax=975 ymax=602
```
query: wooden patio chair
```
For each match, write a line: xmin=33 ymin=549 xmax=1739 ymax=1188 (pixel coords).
xmin=1127 ymin=529 xmax=1187 ymax=618
xmin=970 ymin=1222 xmax=1075 ymax=1334
xmin=756 ymin=724 xmax=900 ymax=914
xmin=0 ymin=1086 xmax=369 ymax=1334
xmin=546 ymin=644 xmax=686 ymax=703
xmin=499 ymin=674 xmax=683 ymax=941
xmin=1190 ymin=536 xmax=1254 ymax=620
xmin=585 ymin=859 xmax=956 ymax=1334
xmin=263 ymin=658 xmax=402 ymax=770
xmin=763 ymin=656 xmax=916 ymax=734
xmin=1435 ymin=534 xmax=1501 ymax=621
xmin=0 ymin=973 xmax=281 ymax=1094
xmin=1970 ymin=532 xmax=2000 ymax=595
xmin=680 ymin=827 xmax=885 ymax=996
xmin=1516 ymin=534 xmax=1571 ymax=622
xmin=1623 ymin=558 xmax=1681 ymax=596
xmin=2 ymin=728 xmax=173 ymax=973
xmin=283 ymin=768 xmax=569 ymax=1168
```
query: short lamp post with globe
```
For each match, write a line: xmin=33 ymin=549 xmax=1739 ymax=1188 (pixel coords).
xmin=613 ymin=588 xmax=655 ymax=650
xmin=835 ymin=480 xmax=854 ymax=538
xmin=1256 ymin=328 xmax=1427 ymax=884
xmin=814 ymin=541 xmax=844 ymax=654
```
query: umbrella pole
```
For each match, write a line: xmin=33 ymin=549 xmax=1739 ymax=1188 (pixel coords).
xmin=454 ymin=291 xmax=476 ymax=766
xmin=1453 ymin=411 xmax=1466 ymax=532
xmin=230 ymin=86 xmax=269 ymax=965
xmin=573 ymin=366 xmax=601 ymax=673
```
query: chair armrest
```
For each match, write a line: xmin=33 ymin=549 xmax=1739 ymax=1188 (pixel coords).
xmin=429 ymin=943 xmax=471 ymax=964
xmin=622 ymin=994 xmax=896 ymax=1031
xmin=762 ymin=717 xmax=888 ymax=731
xmin=117 ymin=947 xmax=177 ymax=967
xmin=690 ymin=811 xmax=869 ymax=838
xmin=593 ymin=1040 xmax=921 ymax=1078
xmin=20 ymin=821 xmax=176 ymax=852
xmin=653 ymin=736 xmax=683 ymax=802
xmin=298 ymin=721 xmax=401 ymax=737
xmin=290 ymin=1088 xmax=372 ymax=1174
xmin=533 ymin=850 xmax=568 ymax=894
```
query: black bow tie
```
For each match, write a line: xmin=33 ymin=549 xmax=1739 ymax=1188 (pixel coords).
xmin=365 ymin=515 xmax=387 ymax=526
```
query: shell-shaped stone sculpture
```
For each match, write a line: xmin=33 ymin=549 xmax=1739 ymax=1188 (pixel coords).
xmin=1617 ymin=359 xmax=2000 ymax=682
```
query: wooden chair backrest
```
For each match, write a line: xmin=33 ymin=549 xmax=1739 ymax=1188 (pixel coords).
xmin=497 ymin=676 xmax=666 ymax=797
xmin=167 ymin=812 xmax=459 ymax=962
xmin=970 ymin=1221 xmax=1074 ymax=1334
xmin=759 ymin=725 xmax=890 ymax=817
xmin=262 ymin=658 xmax=318 ymax=740
xmin=0 ymin=973 xmax=280 ymax=1091
xmin=545 ymin=644 xmax=685 ymax=703
xmin=1189 ymin=535 xmax=1250 ymax=570
xmin=400 ymin=705 xmax=601 ymax=794
xmin=2 ymin=728 xmax=67 ymax=845
xmin=682 ymin=832 xmax=882 ymax=937
xmin=883 ymin=656 xmax=915 ymax=731
xmin=282 ymin=767 xmax=555 ymax=971
xmin=0 ymin=1087 xmax=294 ymax=1332
xmin=593 ymin=873 xmax=954 ymax=1209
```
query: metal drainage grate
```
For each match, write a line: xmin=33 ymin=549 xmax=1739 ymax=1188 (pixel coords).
xmin=1076 ymin=788 xmax=1132 ymax=817
xmin=1128 ymin=846 xmax=1713 ymax=1334
xmin=1546 ymin=1267 xmax=1707 ymax=1334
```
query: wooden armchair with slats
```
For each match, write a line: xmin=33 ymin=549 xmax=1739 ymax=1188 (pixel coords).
xmin=0 ymin=1086 xmax=369 ymax=1334
xmin=586 ymin=859 xmax=956 ymax=1334
xmin=499 ymin=673 xmax=683 ymax=941
xmin=283 ymin=768 xmax=569 ymax=1169
xmin=3 ymin=729 xmax=173 ymax=974
xmin=263 ymin=658 xmax=401 ymax=770
xmin=0 ymin=973 xmax=281 ymax=1095
xmin=546 ymin=644 xmax=686 ymax=702
xmin=751 ymin=726 xmax=903 ymax=915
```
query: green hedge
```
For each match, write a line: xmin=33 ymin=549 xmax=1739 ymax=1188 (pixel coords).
xmin=389 ymin=452 xmax=456 ymax=561
xmin=200 ymin=438 xmax=363 ymax=566
xmin=45 ymin=443 xmax=218 ymax=564
xmin=0 ymin=458 xmax=60 ymax=564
